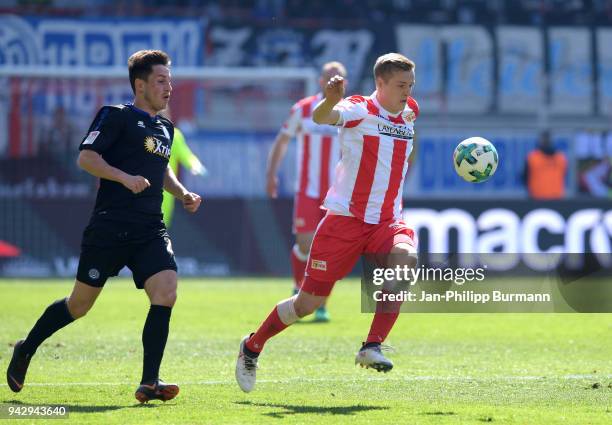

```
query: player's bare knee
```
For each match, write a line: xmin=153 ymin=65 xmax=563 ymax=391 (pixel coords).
xmin=294 ymin=303 xmax=315 ymax=318
xmin=70 ymin=308 xmax=87 ymax=319
xmin=165 ymin=289 xmax=177 ymax=307
xmin=144 ymin=271 xmax=178 ymax=306
xmin=155 ymin=292 xmax=176 ymax=307
xmin=66 ymin=298 xmax=93 ymax=319
xmin=153 ymin=285 xmax=177 ymax=307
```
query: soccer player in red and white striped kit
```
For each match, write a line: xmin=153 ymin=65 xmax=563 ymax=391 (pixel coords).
xmin=237 ymin=53 xmax=419 ymax=392
xmin=266 ymin=61 xmax=347 ymax=322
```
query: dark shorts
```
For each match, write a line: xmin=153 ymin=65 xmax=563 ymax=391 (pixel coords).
xmin=76 ymin=219 xmax=177 ymax=289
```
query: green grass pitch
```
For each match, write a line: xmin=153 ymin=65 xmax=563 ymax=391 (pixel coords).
xmin=1 ymin=278 xmax=611 ymax=424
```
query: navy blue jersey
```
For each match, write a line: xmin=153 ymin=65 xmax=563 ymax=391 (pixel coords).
xmin=79 ymin=104 xmax=174 ymax=223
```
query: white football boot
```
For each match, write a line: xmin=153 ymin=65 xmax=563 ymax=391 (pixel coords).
xmin=355 ymin=344 xmax=394 ymax=373
xmin=235 ymin=335 xmax=258 ymax=392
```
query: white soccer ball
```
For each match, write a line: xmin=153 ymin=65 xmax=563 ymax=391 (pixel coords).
xmin=453 ymin=137 xmax=499 ymax=183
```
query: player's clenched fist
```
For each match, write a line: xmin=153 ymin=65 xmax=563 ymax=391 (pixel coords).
xmin=324 ymin=75 xmax=345 ymax=105
xmin=122 ymin=175 xmax=151 ymax=194
xmin=182 ymin=192 xmax=202 ymax=213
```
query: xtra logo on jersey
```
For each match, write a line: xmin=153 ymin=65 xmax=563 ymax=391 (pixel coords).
xmin=144 ymin=136 xmax=170 ymax=159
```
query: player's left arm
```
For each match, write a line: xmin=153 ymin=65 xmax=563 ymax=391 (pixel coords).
xmin=163 ymin=165 xmax=202 ymax=213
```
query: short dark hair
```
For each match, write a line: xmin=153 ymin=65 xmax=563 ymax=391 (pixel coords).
xmin=373 ymin=53 xmax=415 ymax=82
xmin=127 ymin=50 xmax=171 ymax=94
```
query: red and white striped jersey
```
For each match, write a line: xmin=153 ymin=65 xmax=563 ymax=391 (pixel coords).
xmin=323 ymin=92 xmax=419 ymax=224
xmin=281 ymin=93 xmax=341 ymax=199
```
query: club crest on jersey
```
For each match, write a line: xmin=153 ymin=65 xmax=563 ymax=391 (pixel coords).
xmin=144 ymin=136 xmax=170 ymax=159
xmin=137 ymin=121 xmax=145 ymax=128
xmin=403 ymin=110 xmax=416 ymax=123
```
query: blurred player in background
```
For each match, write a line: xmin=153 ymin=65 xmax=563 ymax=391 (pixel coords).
xmin=6 ymin=50 xmax=202 ymax=403
xmin=161 ymin=107 xmax=207 ymax=228
xmin=237 ymin=53 xmax=419 ymax=392
xmin=266 ymin=61 xmax=347 ymax=322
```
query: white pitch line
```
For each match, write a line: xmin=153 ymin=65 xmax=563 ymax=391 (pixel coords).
xmin=1 ymin=374 xmax=610 ymax=387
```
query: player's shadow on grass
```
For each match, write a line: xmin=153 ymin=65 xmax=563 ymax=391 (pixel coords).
xmin=235 ymin=401 xmax=388 ymax=419
xmin=423 ymin=411 xmax=457 ymax=416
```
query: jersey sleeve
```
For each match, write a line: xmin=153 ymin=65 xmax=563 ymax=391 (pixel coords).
xmin=335 ymin=95 xmax=368 ymax=128
xmin=279 ymin=102 xmax=301 ymax=137
xmin=79 ymin=106 xmax=125 ymax=154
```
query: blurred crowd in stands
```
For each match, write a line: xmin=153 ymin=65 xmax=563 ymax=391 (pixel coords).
xmin=28 ymin=105 xmax=612 ymax=198
xmin=3 ymin=0 xmax=612 ymax=25
xmin=2 ymin=0 xmax=611 ymax=199
xmin=574 ymin=129 xmax=612 ymax=198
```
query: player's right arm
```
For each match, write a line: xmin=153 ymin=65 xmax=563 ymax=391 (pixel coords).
xmin=312 ymin=75 xmax=345 ymax=125
xmin=77 ymin=151 xmax=150 ymax=194
xmin=78 ymin=106 xmax=150 ymax=194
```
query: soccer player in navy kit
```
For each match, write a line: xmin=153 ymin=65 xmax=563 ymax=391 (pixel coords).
xmin=6 ymin=50 xmax=201 ymax=403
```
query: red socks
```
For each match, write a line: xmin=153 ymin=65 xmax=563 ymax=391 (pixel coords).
xmin=246 ymin=306 xmax=289 ymax=353
xmin=366 ymin=297 xmax=402 ymax=344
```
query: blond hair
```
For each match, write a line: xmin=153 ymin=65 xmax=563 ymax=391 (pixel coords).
xmin=373 ymin=53 xmax=415 ymax=82
xmin=321 ymin=61 xmax=347 ymax=78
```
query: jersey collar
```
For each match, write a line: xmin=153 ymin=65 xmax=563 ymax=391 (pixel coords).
xmin=370 ymin=91 xmax=406 ymax=120
xmin=127 ymin=103 xmax=160 ymax=121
